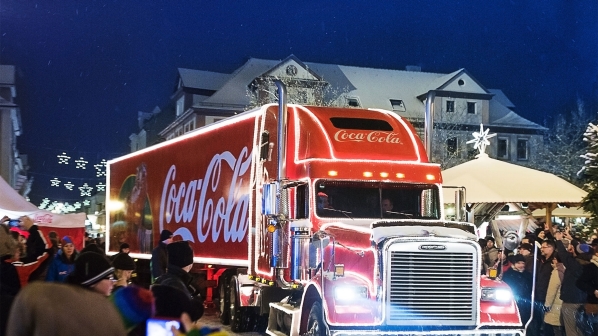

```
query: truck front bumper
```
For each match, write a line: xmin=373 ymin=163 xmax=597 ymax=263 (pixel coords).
xmin=329 ymin=329 xmax=524 ymax=336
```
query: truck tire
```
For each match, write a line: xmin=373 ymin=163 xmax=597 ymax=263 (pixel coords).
xmin=229 ymin=275 xmax=255 ymax=332
xmin=305 ymin=301 xmax=326 ymax=336
xmin=218 ymin=273 xmax=232 ymax=324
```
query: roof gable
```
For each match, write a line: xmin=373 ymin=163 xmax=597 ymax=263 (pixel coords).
xmin=260 ymin=55 xmax=322 ymax=81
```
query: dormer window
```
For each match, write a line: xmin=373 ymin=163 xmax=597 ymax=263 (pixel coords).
xmin=347 ymin=97 xmax=360 ymax=107
xmin=390 ymin=99 xmax=406 ymax=112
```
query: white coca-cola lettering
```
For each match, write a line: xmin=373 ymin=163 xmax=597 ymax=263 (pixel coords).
xmin=159 ymin=147 xmax=252 ymax=244
xmin=334 ymin=130 xmax=401 ymax=144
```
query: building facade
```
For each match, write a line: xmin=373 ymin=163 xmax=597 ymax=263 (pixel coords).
xmin=130 ymin=56 xmax=546 ymax=167
xmin=0 ymin=64 xmax=31 ymax=196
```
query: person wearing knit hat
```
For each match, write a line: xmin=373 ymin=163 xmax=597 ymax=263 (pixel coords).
xmin=110 ymin=285 xmax=155 ymax=333
xmin=112 ymin=252 xmax=136 ymax=291
xmin=67 ymin=251 xmax=114 ymax=296
xmin=502 ymin=253 xmax=533 ymax=326
xmin=151 ymin=229 xmax=173 ymax=283
xmin=46 ymin=235 xmax=79 ymax=283
xmin=153 ymin=241 xmax=203 ymax=321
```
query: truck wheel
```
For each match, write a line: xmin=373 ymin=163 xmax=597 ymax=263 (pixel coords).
xmin=229 ymin=275 xmax=255 ymax=332
xmin=218 ymin=274 xmax=231 ymax=324
xmin=305 ymin=301 xmax=325 ymax=336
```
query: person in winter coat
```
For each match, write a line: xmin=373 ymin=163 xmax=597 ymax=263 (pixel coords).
xmin=1 ymin=223 xmax=20 ymax=336
xmin=112 ymin=252 xmax=136 ymax=292
xmin=152 ymin=241 xmax=203 ymax=321
xmin=576 ymin=239 xmax=598 ymax=335
xmin=66 ymin=251 xmax=115 ymax=296
xmin=544 ymin=255 xmax=565 ymax=336
xmin=151 ymin=230 xmax=172 ymax=283
xmin=482 ymin=236 xmax=499 ymax=273
xmin=18 ymin=216 xmax=51 ymax=282
xmin=518 ymin=243 xmax=535 ymax=273
xmin=502 ymin=254 xmax=533 ymax=327
xmin=45 ymin=236 xmax=79 ymax=282
xmin=529 ymin=239 xmax=557 ymax=336
xmin=555 ymin=231 xmax=591 ymax=336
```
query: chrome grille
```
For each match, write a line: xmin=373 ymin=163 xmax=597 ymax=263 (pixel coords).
xmin=386 ymin=241 xmax=477 ymax=326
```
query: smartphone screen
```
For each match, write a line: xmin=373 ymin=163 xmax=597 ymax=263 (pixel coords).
xmin=8 ymin=219 xmax=20 ymax=228
xmin=146 ymin=318 xmax=181 ymax=336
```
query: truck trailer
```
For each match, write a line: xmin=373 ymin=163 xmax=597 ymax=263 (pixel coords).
xmin=106 ymin=82 xmax=523 ymax=335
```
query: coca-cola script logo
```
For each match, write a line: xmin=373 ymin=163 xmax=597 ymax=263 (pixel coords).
xmin=334 ymin=130 xmax=401 ymax=144
xmin=34 ymin=213 xmax=53 ymax=224
xmin=159 ymin=147 xmax=252 ymax=243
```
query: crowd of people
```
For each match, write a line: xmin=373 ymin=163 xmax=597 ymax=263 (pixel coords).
xmin=0 ymin=217 xmax=222 ymax=336
xmin=482 ymin=225 xmax=598 ymax=336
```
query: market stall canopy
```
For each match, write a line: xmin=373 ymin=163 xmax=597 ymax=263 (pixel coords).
xmin=532 ymin=207 xmax=591 ymax=218
xmin=0 ymin=175 xmax=86 ymax=250
xmin=442 ymin=153 xmax=587 ymax=205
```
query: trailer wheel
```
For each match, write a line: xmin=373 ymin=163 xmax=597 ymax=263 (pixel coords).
xmin=218 ymin=273 xmax=231 ymax=324
xmin=229 ymin=275 xmax=255 ymax=332
xmin=305 ymin=301 xmax=325 ymax=336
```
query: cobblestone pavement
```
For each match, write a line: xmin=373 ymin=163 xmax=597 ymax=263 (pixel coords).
xmin=199 ymin=306 xmax=266 ymax=336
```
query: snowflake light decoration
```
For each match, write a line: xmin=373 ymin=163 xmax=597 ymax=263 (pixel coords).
xmin=50 ymin=177 xmax=61 ymax=187
xmin=79 ymin=183 xmax=93 ymax=197
xmin=57 ymin=152 xmax=71 ymax=164
xmin=64 ymin=181 xmax=74 ymax=190
xmin=466 ymin=124 xmax=496 ymax=156
xmin=75 ymin=157 xmax=88 ymax=169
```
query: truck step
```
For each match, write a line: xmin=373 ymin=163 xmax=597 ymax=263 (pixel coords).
xmin=266 ymin=302 xmax=301 ymax=336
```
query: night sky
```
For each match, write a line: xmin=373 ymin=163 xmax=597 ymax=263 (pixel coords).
xmin=1 ymin=1 xmax=597 ymax=206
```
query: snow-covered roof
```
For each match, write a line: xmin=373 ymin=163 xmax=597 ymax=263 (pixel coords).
xmin=178 ymin=68 xmax=230 ymax=91
xmin=188 ymin=56 xmax=543 ymax=130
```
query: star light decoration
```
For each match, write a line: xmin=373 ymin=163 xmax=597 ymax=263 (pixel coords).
xmin=466 ymin=124 xmax=496 ymax=156
xmin=75 ymin=157 xmax=88 ymax=169
xmin=57 ymin=152 xmax=71 ymax=164
xmin=83 ymin=199 xmax=91 ymax=206
xmin=94 ymin=159 xmax=107 ymax=177
xmin=96 ymin=182 xmax=106 ymax=192
xmin=50 ymin=177 xmax=61 ymax=187
xmin=79 ymin=183 xmax=93 ymax=197
xmin=64 ymin=181 xmax=74 ymax=190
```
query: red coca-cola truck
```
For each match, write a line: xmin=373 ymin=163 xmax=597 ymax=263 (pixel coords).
xmin=107 ymin=82 xmax=524 ymax=335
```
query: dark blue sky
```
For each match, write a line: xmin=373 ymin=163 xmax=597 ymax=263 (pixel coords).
xmin=1 ymin=1 xmax=597 ymax=205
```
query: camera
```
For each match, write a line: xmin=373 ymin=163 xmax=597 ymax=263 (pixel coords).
xmin=145 ymin=318 xmax=181 ymax=336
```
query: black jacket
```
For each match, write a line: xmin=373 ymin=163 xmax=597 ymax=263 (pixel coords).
xmin=150 ymin=243 xmax=168 ymax=281
xmin=576 ymin=257 xmax=598 ymax=305
xmin=152 ymin=265 xmax=203 ymax=321
xmin=534 ymin=252 xmax=556 ymax=302
xmin=556 ymin=240 xmax=589 ymax=303
xmin=502 ymin=267 xmax=533 ymax=323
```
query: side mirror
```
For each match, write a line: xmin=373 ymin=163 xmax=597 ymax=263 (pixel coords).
xmin=261 ymin=182 xmax=279 ymax=216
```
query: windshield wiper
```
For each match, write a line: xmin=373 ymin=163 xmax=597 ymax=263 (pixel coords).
xmin=384 ymin=211 xmax=413 ymax=218
xmin=323 ymin=208 xmax=353 ymax=220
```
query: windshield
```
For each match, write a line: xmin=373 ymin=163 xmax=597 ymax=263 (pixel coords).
xmin=315 ymin=180 xmax=440 ymax=219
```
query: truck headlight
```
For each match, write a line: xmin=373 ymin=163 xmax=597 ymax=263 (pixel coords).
xmin=334 ymin=285 xmax=369 ymax=302
xmin=481 ymin=287 xmax=512 ymax=302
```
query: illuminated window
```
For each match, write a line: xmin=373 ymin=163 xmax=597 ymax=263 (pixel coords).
xmin=176 ymin=96 xmax=184 ymax=116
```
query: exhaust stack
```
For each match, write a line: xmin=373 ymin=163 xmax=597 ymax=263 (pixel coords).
xmin=424 ymin=90 xmax=436 ymax=161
